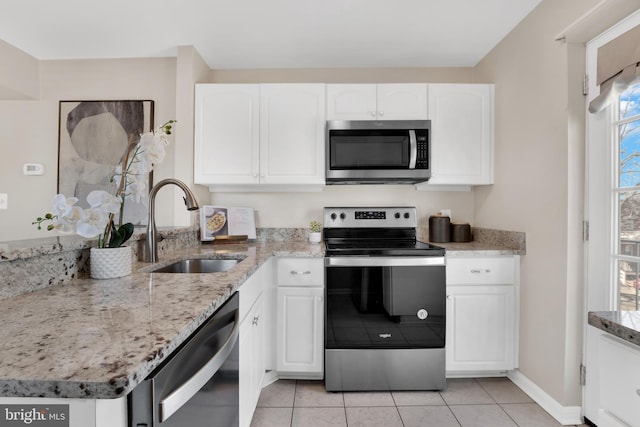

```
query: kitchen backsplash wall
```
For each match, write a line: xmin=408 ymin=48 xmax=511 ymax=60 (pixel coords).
xmin=209 ymin=185 xmax=474 ymax=229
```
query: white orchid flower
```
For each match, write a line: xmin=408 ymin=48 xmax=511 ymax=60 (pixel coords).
xmin=138 ymin=132 xmax=167 ymax=165
xmin=75 ymin=208 xmax=111 ymax=238
xmin=52 ymin=205 xmax=83 ymax=233
xmin=51 ymin=194 xmax=79 ymax=218
xmin=35 ymin=120 xmax=175 ymax=248
xmin=86 ymin=190 xmax=121 ymax=214
xmin=126 ymin=179 xmax=147 ymax=204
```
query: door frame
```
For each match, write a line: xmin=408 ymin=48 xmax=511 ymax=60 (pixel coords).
xmin=583 ymin=9 xmax=640 ymax=422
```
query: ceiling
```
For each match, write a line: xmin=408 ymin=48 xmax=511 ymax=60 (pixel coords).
xmin=0 ymin=0 xmax=542 ymax=69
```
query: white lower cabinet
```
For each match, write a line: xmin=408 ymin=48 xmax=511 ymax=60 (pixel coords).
xmin=276 ymin=286 xmax=324 ymax=376
xmin=239 ymin=262 xmax=268 ymax=427
xmin=597 ymin=334 xmax=640 ymax=427
xmin=446 ymin=285 xmax=515 ymax=372
xmin=445 ymin=256 xmax=519 ymax=375
xmin=240 ymin=294 xmax=264 ymax=427
xmin=275 ymin=258 xmax=324 ymax=378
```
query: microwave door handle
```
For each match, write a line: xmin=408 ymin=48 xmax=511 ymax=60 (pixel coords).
xmin=159 ymin=309 xmax=240 ymax=422
xmin=409 ymin=130 xmax=417 ymax=169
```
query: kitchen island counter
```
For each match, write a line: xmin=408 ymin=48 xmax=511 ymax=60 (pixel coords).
xmin=0 ymin=241 xmax=322 ymax=400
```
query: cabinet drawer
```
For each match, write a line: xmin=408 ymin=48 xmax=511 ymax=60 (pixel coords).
xmin=446 ymin=257 xmax=515 ymax=285
xmin=599 ymin=334 xmax=640 ymax=427
xmin=277 ymin=258 xmax=324 ymax=287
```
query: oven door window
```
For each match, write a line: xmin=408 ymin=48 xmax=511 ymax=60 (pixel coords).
xmin=329 ymin=130 xmax=410 ymax=169
xmin=325 ymin=265 xmax=445 ymax=349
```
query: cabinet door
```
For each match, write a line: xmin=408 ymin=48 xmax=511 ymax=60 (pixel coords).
xmin=260 ymin=84 xmax=326 ymax=184
xmin=239 ymin=295 xmax=264 ymax=427
xmin=446 ymin=285 xmax=515 ymax=372
xmin=598 ymin=334 xmax=640 ymax=427
xmin=377 ymin=84 xmax=428 ymax=120
xmin=194 ymin=84 xmax=260 ymax=185
xmin=326 ymin=84 xmax=377 ymax=120
xmin=276 ymin=286 xmax=324 ymax=375
xmin=427 ymin=84 xmax=494 ymax=185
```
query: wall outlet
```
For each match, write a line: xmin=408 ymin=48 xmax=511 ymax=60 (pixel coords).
xmin=0 ymin=193 xmax=7 ymax=209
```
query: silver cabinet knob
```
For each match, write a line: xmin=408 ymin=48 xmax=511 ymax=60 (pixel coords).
xmin=379 ymin=111 xmax=384 ymax=117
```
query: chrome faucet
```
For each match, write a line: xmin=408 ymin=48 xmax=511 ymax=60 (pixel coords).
xmin=144 ymin=178 xmax=200 ymax=262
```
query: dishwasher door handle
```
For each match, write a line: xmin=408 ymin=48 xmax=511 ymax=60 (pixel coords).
xmin=159 ymin=308 xmax=240 ymax=422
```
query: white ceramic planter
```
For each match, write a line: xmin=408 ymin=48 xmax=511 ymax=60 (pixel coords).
xmin=90 ymin=246 xmax=132 ymax=279
xmin=309 ymin=232 xmax=322 ymax=243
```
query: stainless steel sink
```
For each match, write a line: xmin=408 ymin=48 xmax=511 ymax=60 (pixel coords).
xmin=151 ymin=258 xmax=241 ymax=273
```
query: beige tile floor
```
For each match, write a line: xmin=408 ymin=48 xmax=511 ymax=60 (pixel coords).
xmin=250 ymin=378 xmax=590 ymax=427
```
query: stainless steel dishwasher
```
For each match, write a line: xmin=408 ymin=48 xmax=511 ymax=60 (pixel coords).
xmin=129 ymin=292 xmax=239 ymax=426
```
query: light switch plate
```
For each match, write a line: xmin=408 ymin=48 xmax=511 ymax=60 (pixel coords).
xmin=0 ymin=193 xmax=7 ymax=209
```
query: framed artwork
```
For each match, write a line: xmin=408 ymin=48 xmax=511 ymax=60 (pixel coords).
xmin=58 ymin=100 xmax=154 ymax=225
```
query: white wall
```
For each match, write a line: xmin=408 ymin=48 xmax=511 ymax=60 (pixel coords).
xmin=211 ymin=186 xmax=474 ymax=229
xmin=0 ymin=39 xmax=39 ymax=99
xmin=473 ymin=0 xmax=598 ymax=407
xmin=0 ymin=57 xmax=178 ymax=241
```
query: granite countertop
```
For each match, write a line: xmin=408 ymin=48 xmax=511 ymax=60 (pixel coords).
xmin=588 ymin=311 xmax=640 ymax=347
xmin=0 ymin=227 xmax=523 ymax=400
xmin=0 ymin=241 xmax=323 ymax=399
xmin=434 ymin=241 xmax=524 ymax=256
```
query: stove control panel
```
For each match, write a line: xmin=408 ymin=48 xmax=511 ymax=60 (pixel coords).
xmin=324 ymin=207 xmax=417 ymax=228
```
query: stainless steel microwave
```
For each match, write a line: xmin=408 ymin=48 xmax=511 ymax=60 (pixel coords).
xmin=325 ymin=120 xmax=431 ymax=185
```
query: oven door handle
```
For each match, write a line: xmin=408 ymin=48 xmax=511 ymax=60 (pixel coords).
xmin=325 ymin=256 xmax=445 ymax=267
xmin=159 ymin=308 xmax=240 ymax=422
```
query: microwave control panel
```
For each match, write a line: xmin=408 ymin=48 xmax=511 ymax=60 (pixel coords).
xmin=415 ymin=129 xmax=429 ymax=169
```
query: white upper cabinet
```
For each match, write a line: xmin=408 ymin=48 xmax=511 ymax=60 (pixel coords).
xmin=422 ymin=84 xmax=494 ymax=186
xmin=326 ymin=84 xmax=428 ymax=120
xmin=194 ymin=83 xmax=326 ymax=189
xmin=194 ymin=84 xmax=260 ymax=185
xmin=195 ymin=82 xmax=494 ymax=189
xmin=259 ymin=85 xmax=326 ymax=185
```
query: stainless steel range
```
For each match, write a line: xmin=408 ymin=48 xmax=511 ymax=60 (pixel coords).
xmin=323 ymin=206 xmax=446 ymax=391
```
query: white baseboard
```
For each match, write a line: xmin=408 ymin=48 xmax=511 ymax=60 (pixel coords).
xmin=507 ymin=370 xmax=583 ymax=426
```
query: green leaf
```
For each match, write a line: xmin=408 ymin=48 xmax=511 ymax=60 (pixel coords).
xmin=120 ymin=223 xmax=134 ymax=242
xmin=108 ymin=223 xmax=134 ymax=248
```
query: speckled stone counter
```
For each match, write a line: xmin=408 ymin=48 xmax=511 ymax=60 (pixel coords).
xmin=418 ymin=226 xmax=526 ymax=256
xmin=0 ymin=225 xmax=523 ymax=400
xmin=0 ymin=241 xmax=323 ymax=399
xmin=588 ymin=311 xmax=640 ymax=347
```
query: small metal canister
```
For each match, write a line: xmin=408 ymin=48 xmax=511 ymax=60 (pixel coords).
xmin=429 ymin=215 xmax=451 ymax=243
xmin=451 ymin=222 xmax=472 ymax=242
